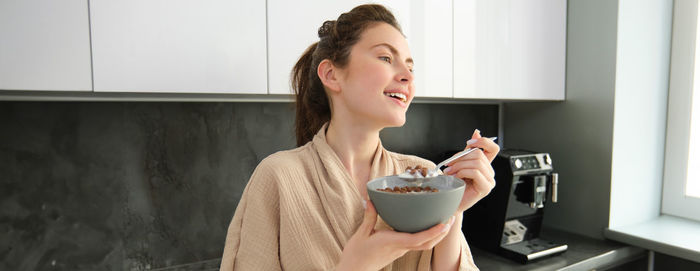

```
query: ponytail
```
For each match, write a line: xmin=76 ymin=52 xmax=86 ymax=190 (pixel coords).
xmin=292 ymin=42 xmax=330 ymax=147
xmin=292 ymin=4 xmax=402 ymax=147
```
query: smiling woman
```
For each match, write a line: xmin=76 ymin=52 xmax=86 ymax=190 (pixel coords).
xmin=219 ymin=4 xmax=497 ymax=271
xmin=290 ymin=6 xmax=413 ymax=147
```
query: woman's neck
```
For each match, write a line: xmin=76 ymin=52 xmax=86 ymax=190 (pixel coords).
xmin=325 ymin=118 xmax=380 ymax=186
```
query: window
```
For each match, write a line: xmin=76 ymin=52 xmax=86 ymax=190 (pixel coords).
xmin=662 ymin=0 xmax=700 ymax=221
xmin=687 ymin=37 xmax=700 ymax=198
xmin=689 ymin=55 xmax=700 ymax=198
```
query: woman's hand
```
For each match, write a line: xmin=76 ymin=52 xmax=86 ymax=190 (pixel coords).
xmin=336 ymin=201 xmax=455 ymax=271
xmin=443 ymin=129 xmax=500 ymax=212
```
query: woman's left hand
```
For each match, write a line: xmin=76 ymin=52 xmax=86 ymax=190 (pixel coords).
xmin=442 ymin=129 xmax=500 ymax=212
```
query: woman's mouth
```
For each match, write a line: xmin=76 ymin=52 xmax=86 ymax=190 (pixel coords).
xmin=383 ymin=91 xmax=407 ymax=103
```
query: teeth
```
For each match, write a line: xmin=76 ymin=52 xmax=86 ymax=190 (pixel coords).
xmin=384 ymin=92 xmax=407 ymax=102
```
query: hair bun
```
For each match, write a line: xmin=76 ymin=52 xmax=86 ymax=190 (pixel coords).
xmin=318 ymin=20 xmax=336 ymax=38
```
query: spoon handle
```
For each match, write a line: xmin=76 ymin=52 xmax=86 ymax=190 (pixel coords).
xmin=435 ymin=148 xmax=477 ymax=169
xmin=435 ymin=137 xmax=498 ymax=170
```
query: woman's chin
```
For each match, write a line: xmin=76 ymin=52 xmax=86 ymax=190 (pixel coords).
xmin=384 ymin=116 xmax=407 ymax=128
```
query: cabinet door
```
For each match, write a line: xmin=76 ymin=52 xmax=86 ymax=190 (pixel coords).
xmin=267 ymin=0 xmax=411 ymax=94
xmin=409 ymin=0 xmax=453 ymax=98
xmin=0 ymin=0 xmax=92 ymax=91
xmin=90 ymin=0 xmax=266 ymax=93
xmin=454 ymin=0 xmax=566 ymax=100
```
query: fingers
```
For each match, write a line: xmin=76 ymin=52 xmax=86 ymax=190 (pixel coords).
xmin=454 ymin=168 xmax=495 ymax=197
xmin=411 ymin=217 xmax=456 ymax=250
xmin=446 ymin=158 xmax=494 ymax=179
xmin=358 ymin=200 xmax=378 ymax=236
xmin=467 ymin=138 xmax=498 ymax=154
xmin=386 ymin=217 xmax=454 ymax=250
xmin=470 ymin=129 xmax=482 ymax=141
xmin=450 ymin=148 xmax=489 ymax=166
xmin=444 ymin=149 xmax=491 ymax=175
xmin=465 ymin=131 xmax=500 ymax=162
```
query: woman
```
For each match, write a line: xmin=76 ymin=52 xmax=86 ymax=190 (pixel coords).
xmin=220 ymin=4 xmax=499 ymax=271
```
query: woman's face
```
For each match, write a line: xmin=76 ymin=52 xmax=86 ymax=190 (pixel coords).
xmin=332 ymin=22 xmax=415 ymax=129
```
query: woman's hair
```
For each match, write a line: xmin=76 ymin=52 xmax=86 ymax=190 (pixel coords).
xmin=292 ymin=4 xmax=402 ymax=147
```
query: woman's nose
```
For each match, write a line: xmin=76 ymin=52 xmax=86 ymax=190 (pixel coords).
xmin=396 ymin=64 xmax=414 ymax=83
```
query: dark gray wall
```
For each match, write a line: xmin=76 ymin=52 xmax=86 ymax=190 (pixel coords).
xmin=503 ymin=0 xmax=618 ymax=240
xmin=654 ymin=252 xmax=700 ymax=270
xmin=0 ymin=101 xmax=497 ymax=270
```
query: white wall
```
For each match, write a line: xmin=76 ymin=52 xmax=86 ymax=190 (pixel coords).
xmin=503 ymin=0 xmax=619 ymax=239
xmin=503 ymin=0 xmax=673 ymax=238
xmin=609 ymin=0 xmax=672 ymax=228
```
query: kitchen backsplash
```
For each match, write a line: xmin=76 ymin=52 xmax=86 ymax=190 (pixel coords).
xmin=0 ymin=101 xmax=497 ymax=270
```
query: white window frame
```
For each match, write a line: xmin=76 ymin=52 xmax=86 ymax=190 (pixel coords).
xmin=662 ymin=0 xmax=700 ymax=221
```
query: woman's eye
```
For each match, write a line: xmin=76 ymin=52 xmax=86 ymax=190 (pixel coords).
xmin=379 ymin=56 xmax=392 ymax=63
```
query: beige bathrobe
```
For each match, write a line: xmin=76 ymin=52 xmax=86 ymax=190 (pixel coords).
xmin=220 ymin=125 xmax=478 ymax=270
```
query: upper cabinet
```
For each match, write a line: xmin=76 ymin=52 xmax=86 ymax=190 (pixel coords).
xmin=0 ymin=0 xmax=92 ymax=91
xmin=267 ymin=0 xmax=411 ymax=95
xmin=89 ymin=0 xmax=267 ymax=93
xmin=409 ymin=0 xmax=453 ymax=98
xmin=454 ymin=0 xmax=567 ymax=100
xmin=1 ymin=1 xmax=566 ymax=100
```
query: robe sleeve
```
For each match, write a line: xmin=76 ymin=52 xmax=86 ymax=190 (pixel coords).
xmin=458 ymin=232 xmax=479 ymax=271
xmin=220 ymin=160 xmax=281 ymax=271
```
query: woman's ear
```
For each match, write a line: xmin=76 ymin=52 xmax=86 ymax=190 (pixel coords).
xmin=317 ymin=59 xmax=341 ymax=93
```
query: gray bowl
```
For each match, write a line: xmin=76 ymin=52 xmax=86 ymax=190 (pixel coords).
xmin=367 ymin=175 xmax=465 ymax=233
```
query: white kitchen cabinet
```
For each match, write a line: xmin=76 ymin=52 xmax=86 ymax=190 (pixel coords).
xmin=0 ymin=0 xmax=92 ymax=91
xmin=89 ymin=0 xmax=266 ymax=93
xmin=409 ymin=0 xmax=453 ymax=98
xmin=267 ymin=0 xmax=412 ymax=95
xmin=454 ymin=0 xmax=566 ymax=100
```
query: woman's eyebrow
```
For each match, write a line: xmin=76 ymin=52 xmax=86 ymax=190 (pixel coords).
xmin=371 ymin=43 xmax=414 ymax=65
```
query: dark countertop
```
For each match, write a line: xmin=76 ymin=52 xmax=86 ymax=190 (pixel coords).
xmin=154 ymin=228 xmax=646 ymax=271
xmin=471 ymin=227 xmax=647 ymax=271
xmin=152 ymin=259 xmax=220 ymax=271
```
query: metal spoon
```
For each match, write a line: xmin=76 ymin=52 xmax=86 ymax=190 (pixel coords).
xmin=399 ymin=137 xmax=498 ymax=183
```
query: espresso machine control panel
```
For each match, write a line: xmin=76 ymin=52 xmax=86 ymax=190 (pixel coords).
xmin=510 ymin=153 xmax=553 ymax=174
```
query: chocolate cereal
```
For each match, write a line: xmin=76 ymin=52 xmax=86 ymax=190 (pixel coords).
xmin=377 ymin=185 xmax=438 ymax=193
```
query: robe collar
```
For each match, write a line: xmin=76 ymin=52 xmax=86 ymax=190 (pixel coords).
xmin=309 ymin=123 xmax=398 ymax=245
xmin=311 ymin=122 xmax=396 ymax=196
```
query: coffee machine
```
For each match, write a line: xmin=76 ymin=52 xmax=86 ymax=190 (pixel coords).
xmin=462 ymin=149 xmax=567 ymax=263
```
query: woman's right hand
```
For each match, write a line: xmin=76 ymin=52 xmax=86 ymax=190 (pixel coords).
xmin=335 ymin=201 xmax=455 ymax=271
